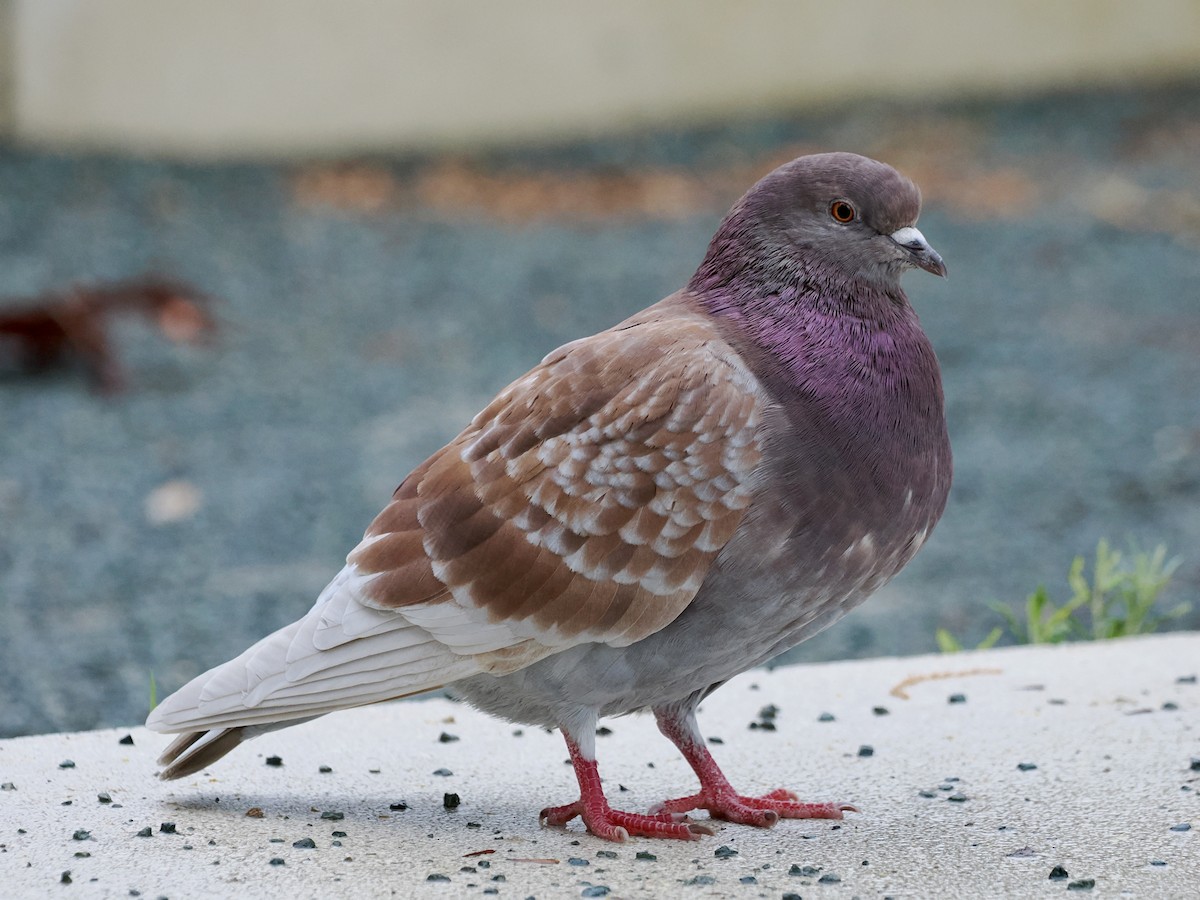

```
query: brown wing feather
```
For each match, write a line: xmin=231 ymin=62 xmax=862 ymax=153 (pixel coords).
xmin=348 ymin=298 xmax=766 ymax=650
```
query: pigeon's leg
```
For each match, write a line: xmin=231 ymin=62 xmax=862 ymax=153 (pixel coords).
xmin=539 ymin=713 xmax=714 ymax=842
xmin=650 ymin=700 xmax=856 ymax=826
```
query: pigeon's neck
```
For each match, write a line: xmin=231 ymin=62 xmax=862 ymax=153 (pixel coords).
xmin=688 ymin=267 xmax=945 ymax=448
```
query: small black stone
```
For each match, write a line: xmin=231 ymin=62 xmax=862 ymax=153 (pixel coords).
xmin=714 ymin=845 xmax=738 ymax=859
xmin=98 ymin=792 xmax=112 ymax=803
xmin=0 ymin=782 xmax=14 ymax=791
xmin=73 ymin=851 xmax=90 ymax=858
xmin=1169 ymin=823 xmax=1191 ymax=832
xmin=750 ymin=720 xmax=776 ymax=731
xmin=635 ymin=851 xmax=656 ymax=861
xmin=565 ymin=857 xmax=587 ymax=866
xmin=739 ymin=875 xmax=757 ymax=884
xmin=873 ymin=706 xmax=890 ymax=716
xmin=443 ymin=792 xmax=461 ymax=809
xmin=1017 ymin=762 xmax=1038 ymax=771
xmin=1049 ymin=865 xmax=1070 ymax=880
xmin=759 ymin=704 xmax=779 ymax=720
xmin=438 ymin=732 xmax=460 ymax=743
xmin=947 ymin=793 xmax=969 ymax=802
xmin=948 ymin=694 xmax=967 ymax=704
xmin=918 ymin=790 xmax=936 ymax=798
xmin=292 ymin=838 xmax=316 ymax=849
xmin=433 ymin=767 xmax=453 ymax=777
xmin=595 ymin=726 xmax=613 ymax=736
xmin=1162 ymin=702 xmax=1179 ymax=711
xmin=119 ymin=734 xmax=134 ymax=745
xmin=1150 ymin=860 xmax=1167 ymax=867
xmin=265 ymin=756 xmax=283 ymax=767
xmin=319 ymin=765 xmax=333 ymax=773
xmin=817 ymin=712 xmax=836 ymax=722
xmin=389 ymin=801 xmax=409 ymax=811
xmin=683 ymin=875 xmax=715 ymax=885
xmin=72 ymin=830 xmax=91 ymax=841
xmin=1067 ymin=878 xmax=1095 ymax=891
xmin=789 ymin=864 xmax=821 ymax=877
xmin=60 ymin=871 xmax=72 ymax=884
xmin=136 ymin=827 xmax=153 ymax=837
xmin=581 ymin=886 xmax=610 ymax=897
xmin=1177 ymin=674 xmax=1197 ymax=684
xmin=1189 ymin=757 xmax=1200 ymax=772
xmin=331 ymin=830 xmax=347 ymax=838
xmin=858 ymin=745 xmax=874 ymax=757
xmin=159 ymin=822 xmax=177 ymax=834
xmin=269 ymin=857 xmax=285 ymax=866
xmin=707 ymin=736 xmax=724 ymax=745
xmin=818 ymin=873 xmax=842 ymax=884
xmin=426 ymin=873 xmax=451 ymax=882
xmin=490 ymin=874 xmax=505 ymax=882
xmin=596 ymin=850 xmax=618 ymax=859
xmin=59 ymin=760 xmax=76 ymax=769
xmin=783 ymin=894 xmax=802 ymax=900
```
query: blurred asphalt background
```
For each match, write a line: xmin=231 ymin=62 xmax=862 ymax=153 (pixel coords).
xmin=1 ymin=82 xmax=1199 ymax=737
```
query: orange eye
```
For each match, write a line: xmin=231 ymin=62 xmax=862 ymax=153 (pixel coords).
xmin=829 ymin=200 xmax=856 ymax=223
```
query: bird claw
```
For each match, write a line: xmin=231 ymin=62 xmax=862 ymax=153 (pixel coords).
xmin=650 ymin=789 xmax=856 ymax=827
xmin=539 ymin=798 xmax=711 ymax=841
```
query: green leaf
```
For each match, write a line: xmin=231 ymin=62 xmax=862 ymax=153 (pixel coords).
xmin=976 ymin=626 xmax=1004 ymax=650
xmin=935 ymin=628 xmax=964 ymax=653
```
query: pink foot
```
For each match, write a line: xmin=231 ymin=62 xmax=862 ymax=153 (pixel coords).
xmin=540 ymin=797 xmax=714 ymax=842
xmin=544 ymin=732 xmax=715 ymax=842
xmin=651 ymin=786 xmax=856 ymax=827
xmin=652 ymin=706 xmax=858 ymax=829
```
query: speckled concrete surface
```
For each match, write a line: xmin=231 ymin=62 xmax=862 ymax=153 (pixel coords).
xmin=1 ymin=634 xmax=1196 ymax=898
xmin=2 ymin=82 xmax=1200 ymax=738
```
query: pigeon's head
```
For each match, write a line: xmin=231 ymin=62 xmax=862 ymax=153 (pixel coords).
xmin=695 ymin=152 xmax=945 ymax=295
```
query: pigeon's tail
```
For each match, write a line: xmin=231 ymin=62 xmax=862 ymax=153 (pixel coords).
xmin=157 ymin=725 xmax=249 ymax=780
xmin=146 ymin=567 xmax=489 ymax=778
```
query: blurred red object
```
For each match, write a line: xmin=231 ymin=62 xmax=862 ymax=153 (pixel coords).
xmin=0 ymin=277 xmax=216 ymax=393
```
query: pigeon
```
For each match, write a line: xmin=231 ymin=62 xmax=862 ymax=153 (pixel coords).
xmin=148 ymin=151 xmax=951 ymax=842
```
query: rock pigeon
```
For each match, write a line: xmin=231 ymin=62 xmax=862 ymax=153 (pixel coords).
xmin=148 ymin=152 xmax=951 ymax=842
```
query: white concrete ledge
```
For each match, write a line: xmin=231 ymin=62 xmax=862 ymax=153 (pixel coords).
xmin=7 ymin=0 xmax=1200 ymax=157
xmin=2 ymin=634 xmax=1197 ymax=897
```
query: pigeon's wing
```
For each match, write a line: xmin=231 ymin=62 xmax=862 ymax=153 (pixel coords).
xmin=148 ymin=301 xmax=766 ymax=736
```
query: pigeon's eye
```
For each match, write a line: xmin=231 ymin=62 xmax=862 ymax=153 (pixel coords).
xmin=829 ymin=200 xmax=856 ymax=224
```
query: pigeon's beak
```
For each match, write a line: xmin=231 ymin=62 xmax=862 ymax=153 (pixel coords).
xmin=890 ymin=226 xmax=947 ymax=278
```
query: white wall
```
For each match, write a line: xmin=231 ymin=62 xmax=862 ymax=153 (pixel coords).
xmin=7 ymin=0 xmax=1200 ymax=158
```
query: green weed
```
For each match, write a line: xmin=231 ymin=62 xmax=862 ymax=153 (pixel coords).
xmin=938 ymin=540 xmax=1187 ymax=651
